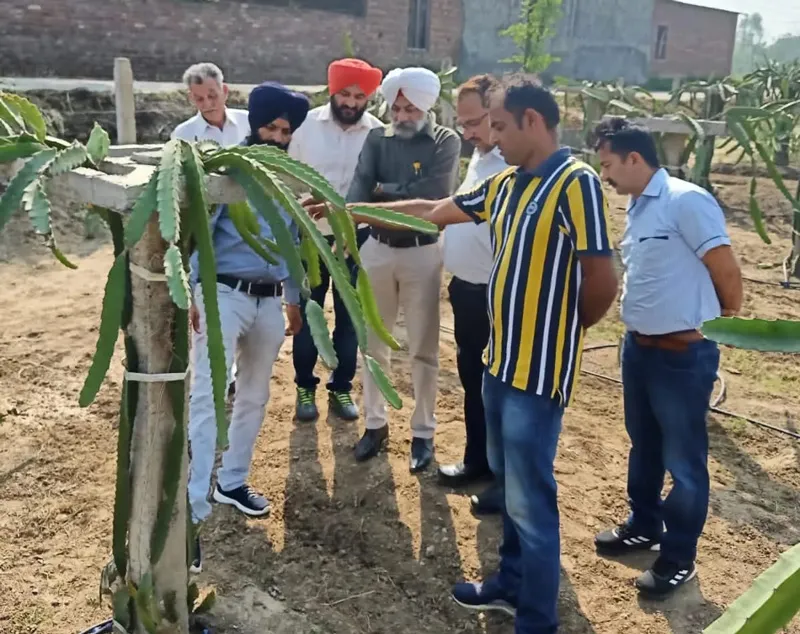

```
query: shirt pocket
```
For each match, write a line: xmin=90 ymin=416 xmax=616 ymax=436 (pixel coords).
xmin=628 ymin=233 xmax=674 ymax=276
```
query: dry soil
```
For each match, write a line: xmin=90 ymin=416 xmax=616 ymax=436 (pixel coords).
xmin=1 ymin=175 xmax=799 ymax=634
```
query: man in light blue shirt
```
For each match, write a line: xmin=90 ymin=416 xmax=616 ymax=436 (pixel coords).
xmin=187 ymin=82 xmax=310 ymax=574
xmin=591 ymin=117 xmax=742 ymax=599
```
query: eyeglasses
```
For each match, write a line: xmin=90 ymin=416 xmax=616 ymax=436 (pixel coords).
xmin=456 ymin=112 xmax=488 ymax=134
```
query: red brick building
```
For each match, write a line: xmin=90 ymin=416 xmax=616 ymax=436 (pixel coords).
xmin=649 ymin=0 xmax=738 ymax=79
xmin=0 ymin=0 xmax=462 ymax=84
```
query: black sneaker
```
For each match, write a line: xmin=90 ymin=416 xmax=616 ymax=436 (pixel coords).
xmin=595 ymin=522 xmax=661 ymax=556
xmin=328 ymin=390 xmax=359 ymax=421
xmin=451 ymin=577 xmax=516 ymax=617
xmin=295 ymin=387 xmax=319 ymax=422
xmin=212 ymin=483 xmax=271 ymax=517
xmin=636 ymin=557 xmax=697 ymax=599
xmin=190 ymin=535 xmax=202 ymax=574
xmin=470 ymin=483 xmax=504 ymax=516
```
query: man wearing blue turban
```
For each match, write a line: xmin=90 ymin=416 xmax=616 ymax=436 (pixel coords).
xmin=246 ymin=81 xmax=310 ymax=149
xmin=186 ymin=82 xmax=310 ymax=574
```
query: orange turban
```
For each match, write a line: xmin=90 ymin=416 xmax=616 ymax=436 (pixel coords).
xmin=328 ymin=58 xmax=383 ymax=97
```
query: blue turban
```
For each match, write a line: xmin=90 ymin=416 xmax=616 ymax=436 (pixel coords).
xmin=248 ymin=82 xmax=310 ymax=133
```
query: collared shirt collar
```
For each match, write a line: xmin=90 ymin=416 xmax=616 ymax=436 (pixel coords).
xmin=628 ymin=168 xmax=669 ymax=213
xmin=317 ymin=103 xmax=333 ymax=121
xmin=196 ymin=107 xmax=237 ymax=131
xmin=472 ymin=145 xmax=506 ymax=173
xmin=478 ymin=145 xmax=503 ymax=160
xmin=518 ymin=146 xmax=572 ymax=177
xmin=640 ymin=167 xmax=669 ymax=197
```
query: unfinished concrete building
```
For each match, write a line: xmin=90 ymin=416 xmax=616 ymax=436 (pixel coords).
xmin=460 ymin=0 xmax=738 ymax=85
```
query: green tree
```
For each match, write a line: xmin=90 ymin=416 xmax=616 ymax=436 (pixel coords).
xmin=732 ymin=13 xmax=766 ymax=75
xmin=765 ymin=34 xmax=800 ymax=64
xmin=499 ymin=0 xmax=564 ymax=74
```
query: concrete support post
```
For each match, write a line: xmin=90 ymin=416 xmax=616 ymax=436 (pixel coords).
xmin=127 ymin=218 xmax=190 ymax=634
xmin=660 ymin=132 xmax=689 ymax=177
xmin=114 ymin=58 xmax=137 ymax=145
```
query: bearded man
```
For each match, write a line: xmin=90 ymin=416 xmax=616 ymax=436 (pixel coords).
xmin=346 ymin=66 xmax=461 ymax=472
xmin=289 ymin=58 xmax=384 ymax=423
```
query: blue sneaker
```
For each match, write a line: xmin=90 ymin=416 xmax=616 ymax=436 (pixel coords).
xmin=451 ymin=578 xmax=516 ymax=616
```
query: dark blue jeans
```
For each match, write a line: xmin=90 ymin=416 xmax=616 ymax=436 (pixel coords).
xmin=483 ymin=370 xmax=563 ymax=634
xmin=292 ymin=236 xmax=361 ymax=393
xmin=622 ymin=332 xmax=720 ymax=564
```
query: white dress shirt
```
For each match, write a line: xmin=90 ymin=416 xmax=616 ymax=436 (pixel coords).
xmin=171 ymin=108 xmax=250 ymax=146
xmin=442 ymin=146 xmax=509 ymax=284
xmin=289 ymin=103 xmax=383 ymax=235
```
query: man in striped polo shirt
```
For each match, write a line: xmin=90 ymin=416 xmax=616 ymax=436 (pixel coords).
xmin=305 ymin=77 xmax=619 ymax=633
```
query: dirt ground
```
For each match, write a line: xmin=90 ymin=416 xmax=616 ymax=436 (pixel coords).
xmin=1 ymin=173 xmax=799 ymax=634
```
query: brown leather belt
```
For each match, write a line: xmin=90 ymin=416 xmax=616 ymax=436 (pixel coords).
xmin=631 ymin=330 xmax=704 ymax=352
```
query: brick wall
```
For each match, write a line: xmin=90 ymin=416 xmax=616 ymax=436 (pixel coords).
xmin=0 ymin=0 xmax=462 ymax=84
xmin=650 ymin=0 xmax=737 ymax=78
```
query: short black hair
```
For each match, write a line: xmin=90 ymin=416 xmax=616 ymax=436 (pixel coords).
xmin=592 ymin=117 xmax=661 ymax=168
xmin=490 ymin=75 xmax=560 ymax=130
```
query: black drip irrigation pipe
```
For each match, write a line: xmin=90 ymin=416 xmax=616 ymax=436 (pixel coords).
xmin=78 ymin=621 xmax=113 ymax=634
xmin=79 ymin=619 xmax=212 ymax=634
xmin=433 ymin=330 xmax=799 ymax=441
xmin=742 ymin=275 xmax=800 ymax=291
xmin=582 ymin=343 xmax=800 ymax=441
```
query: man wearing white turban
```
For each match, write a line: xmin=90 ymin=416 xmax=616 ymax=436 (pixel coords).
xmin=380 ymin=67 xmax=442 ymax=116
xmin=346 ymin=66 xmax=461 ymax=473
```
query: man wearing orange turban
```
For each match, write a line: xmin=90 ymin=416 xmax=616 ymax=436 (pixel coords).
xmin=328 ymin=58 xmax=383 ymax=99
xmin=288 ymin=58 xmax=384 ymax=423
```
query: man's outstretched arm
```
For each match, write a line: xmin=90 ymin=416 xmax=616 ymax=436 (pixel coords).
xmin=304 ymin=197 xmax=472 ymax=230
xmin=351 ymin=197 xmax=473 ymax=228
xmin=306 ymin=172 xmax=502 ymax=230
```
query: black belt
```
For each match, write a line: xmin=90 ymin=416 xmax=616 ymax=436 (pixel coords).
xmin=217 ymin=274 xmax=282 ymax=298
xmin=371 ymin=230 xmax=438 ymax=249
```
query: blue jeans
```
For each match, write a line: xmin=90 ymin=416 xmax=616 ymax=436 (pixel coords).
xmin=292 ymin=236 xmax=360 ymax=393
xmin=622 ymin=333 xmax=720 ymax=564
xmin=483 ymin=371 xmax=563 ymax=634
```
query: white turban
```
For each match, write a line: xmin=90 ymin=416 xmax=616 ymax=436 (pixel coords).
xmin=380 ymin=67 xmax=441 ymax=113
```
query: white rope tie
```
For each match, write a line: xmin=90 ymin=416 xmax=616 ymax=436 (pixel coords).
xmin=124 ymin=370 xmax=188 ymax=383
xmin=129 ymin=262 xmax=168 ymax=283
xmin=125 ymin=263 xmax=186 ymax=382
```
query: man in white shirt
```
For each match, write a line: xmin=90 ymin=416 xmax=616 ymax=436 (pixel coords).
xmin=289 ymin=58 xmax=384 ymax=423
xmin=172 ymin=62 xmax=250 ymax=397
xmin=437 ymin=75 xmax=508 ymax=515
xmin=172 ymin=62 xmax=250 ymax=146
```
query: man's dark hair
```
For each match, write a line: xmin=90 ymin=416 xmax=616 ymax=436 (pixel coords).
xmin=457 ymin=74 xmax=500 ymax=108
xmin=592 ymin=117 xmax=661 ymax=168
xmin=490 ymin=76 xmax=560 ymax=130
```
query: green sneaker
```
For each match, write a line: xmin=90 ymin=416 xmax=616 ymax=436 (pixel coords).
xmin=295 ymin=387 xmax=319 ymax=422
xmin=328 ymin=390 xmax=359 ymax=421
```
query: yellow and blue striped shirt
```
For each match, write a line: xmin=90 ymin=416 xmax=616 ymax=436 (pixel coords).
xmin=453 ymin=148 xmax=612 ymax=406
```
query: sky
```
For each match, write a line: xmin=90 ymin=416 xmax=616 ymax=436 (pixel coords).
xmin=684 ymin=0 xmax=800 ymax=41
